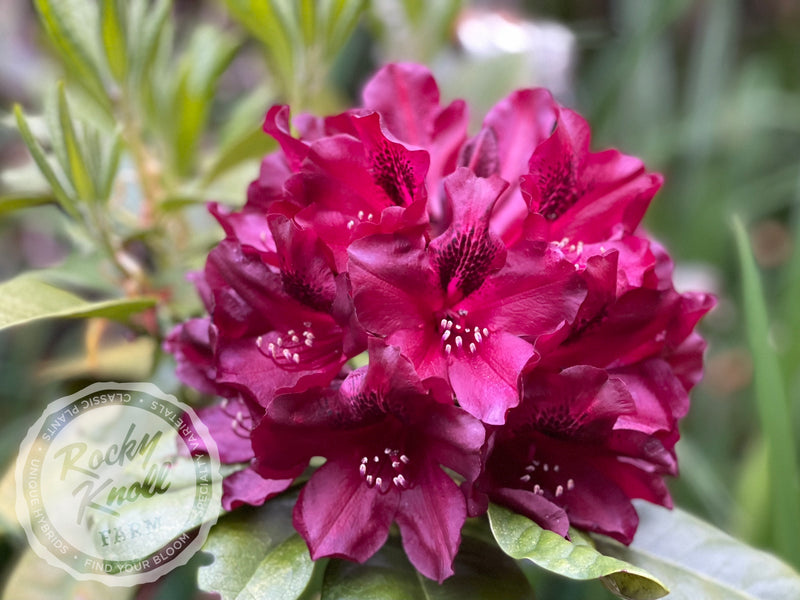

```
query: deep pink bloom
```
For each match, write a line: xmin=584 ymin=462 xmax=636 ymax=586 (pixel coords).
xmin=349 ymin=168 xmax=586 ymax=424
xmin=473 ymin=366 xmax=676 ymax=543
xmin=252 ymin=342 xmax=485 ymax=582
xmin=166 ymin=62 xmax=715 ymax=580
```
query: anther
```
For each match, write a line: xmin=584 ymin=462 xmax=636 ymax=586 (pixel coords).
xmin=567 ymin=479 xmax=575 ymax=490
xmin=445 ymin=344 xmax=452 ymax=354
xmin=482 ymin=328 xmax=489 ymax=337
xmin=375 ymin=477 xmax=383 ymax=488
xmin=303 ymin=321 xmax=312 ymax=328
xmin=474 ymin=331 xmax=482 ymax=343
xmin=276 ymin=337 xmax=283 ymax=346
xmin=359 ymin=464 xmax=367 ymax=476
xmin=469 ymin=343 xmax=477 ymax=353
xmin=440 ymin=318 xmax=448 ymax=329
xmin=442 ymin=330 xmax=452 ymax=341
xmin=366 ymin=475 xmax=373 ymax=486
xmin=358 ymin=210 xmax=365 ymax=219
xmin=292 ymin=353 xmax=300 ymax=364
xmin=555 ymin=485 xmax=564 ymax=497
xmin=533 ymin=484 xmax=542 ymax=495
xmin=347 ymin=220 xmax=355 ymax=230
xmin=256 ymin=336 xmax=263 ymax=347
xmin=455 ymin=336 xmax=463 ymax=348
xmin=520 ymin=474 xmax=531 ymax=482
xmin=400 ymin=455 xmax=410 ymax=464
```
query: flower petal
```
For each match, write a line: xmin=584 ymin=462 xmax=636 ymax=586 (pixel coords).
xmin=294 ymin=458 xmax=398 ymax=563
xmin=395 ymin=460 xmax=467 ymax=582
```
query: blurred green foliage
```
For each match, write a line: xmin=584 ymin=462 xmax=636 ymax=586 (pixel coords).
xmin=1 ymin=0 xmax=800 ymax=598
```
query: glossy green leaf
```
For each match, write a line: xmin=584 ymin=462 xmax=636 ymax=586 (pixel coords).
xmin=101 ymin=0 xmax=128 ymax=82
xmin=322 ymin=534 xmax=533 ymax=600
xmin=733 ymin=214 xmax=800 ymax=565
xmin=488 ymin=504 xmax=667 ymax=600
xmin=57 ymin=82 xmax=96 ymax=202
xmin=13 ymin=104 xmax=80 ymax=220
xmin=198 ymin=493 xmax=316 ymax=600
xmin=32 ymin=0 xmax=110 ymax=111
xmin=0 ymin=275 xmax=156 ymax=331
xmin=596 ymin=500 xmax=800 ymax=600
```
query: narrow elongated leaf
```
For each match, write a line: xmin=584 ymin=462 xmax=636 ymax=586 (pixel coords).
xmin=0 ymin=193 xmax=54 ymax=215
xmin=733 ymin=214 xmax=800 ymax=564
xmin=13 ymin=104 xmax=80 ymax=220
xmin=488 ymin=504 xmax=667 ymax=600
xmin=198 ymin=493 xmax=316 ymax=600
xmin=33 ymin=0 xmax=110 ymax=110
xmin=0 ymin=275 xmax=156 ymax=330
xmin=595 ymin=500 xmax=800 ymax=600
xmin=101 ymin=0 xmax=128 ymax=82
xmin=57 ymin=82 xmax=96 ymax=202
xmin=322 ymin=534 xmax=533 ymax=600
xmin=171 ymin=26 xmax=240 ymax=176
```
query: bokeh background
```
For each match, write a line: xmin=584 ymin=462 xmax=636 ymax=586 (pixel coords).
xmin=1 ymin=0 xmax=799 ymax=598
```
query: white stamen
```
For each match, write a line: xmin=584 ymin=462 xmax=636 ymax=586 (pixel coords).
xmin=291 ymin=335 xmax=299 ymax=343
xmin=292 ymin=353 xmax=300 ymax=364
xmin=359 ymin=464 xmax=367 ymax=476
xmin=366 ymin=475 xmax=373 ymax=485
xmin=400 ymin=454 xmax=410 ymax=464
xmin=458 ymin=309 xmax=468 ymax=316
xmin=256 ymin=336 xmax=263 ymax=347
xmin=533 ymin=484 xmax=542 ymax=495
xmin=283 ymin=349 xmax=292 ymax=360
xmin=276 ymin=337 xmax=283 ymax=346
xmin=543 ymin=464 xmax=549 ymax=472
xmin=375 ymin=477 xmax=383 ymax=488
xmin=567 ymin=479 xmax=575 ymax=490
xmin=520 ymin=474 xmax=531 ymax=482
xmin=474 ymin=331 xmax=482 ymax=343
xmin=555 ymin=485 xmax=564 ymax=497
xmin=361 ymin=457 xmax=368 ymax=464
xmin=287 ymin=329 xmax=295 ymax=336
xmin=525 ymin=465 xmax=535 ymax=472
xmin=482 ymin=328 xmax=489 ymax=337
xmin=305 ymin=338 xmax=314 ymax=347
xmin=357 ymin=210 xmax=365 ymax=219
xmin=367 ymin=213 xmax=374 ymax=220
xmin=385 ymin=448 xmax=392 ymax=454
xmin=442 ymin=330 xmax=452 ymax=341
xmin=303 ymin=321 xmax=312 ymax=328
xmin=455 ymin=336 xmax=463 ymax=349
xmin=373 ymin=456 xmax=380 ymax=462
xmin=445 ymin=344 xmax=452 ymax=354
xmin=440 ymin=318 xmax=448 ymax=329
xmin=469 ymin=343 xmax=477 ymax=353
xmin=553 ymin=465 xmax=559 ymax=472
xmin=347 ymin=220 xmax=355 ymax=230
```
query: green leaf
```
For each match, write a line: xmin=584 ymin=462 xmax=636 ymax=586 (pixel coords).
xmin=322 ymin=534 xmax=533 ymax=599
xmin=13 ymin=104 xmax=80 ymax=220
xmin=595 ymin=500 xmax=800 ymax=600
xmin=487 ymin=504 xmax=668 ymax=600
xmin=202 ymin=125 xmax=276 ymax=185
xmin=101 ymin=0 xmax=128 ymax=82
xmin=57 ymin=82 xmax=96 ymax=202
xmin=0 ymin=275 xmax=156 ymax=331
xmin=733 ymin=214 xmax=800 ymax=565
xmin=32 ymin=0 xmax=110 ymax=111
xmin=198 ymin=493 xmax=316 ymax=600
xmin=0 ymin=193 xmax=54 ymax=215
xmin=171 ymin=26 xmax=240 ymax=176
xmin=2 ymin=548 xmax=134 ymax=600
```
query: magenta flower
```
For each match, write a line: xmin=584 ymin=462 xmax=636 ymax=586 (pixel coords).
xmin=349 ymin=167 xmax=586 ymax=424
xmin=165 ymin=61 xmax=714 ymax=581
xmin=252 ymin=342 xmax=485 ymax=582
xmin=473 ymin=366 xmax=676 ymax=543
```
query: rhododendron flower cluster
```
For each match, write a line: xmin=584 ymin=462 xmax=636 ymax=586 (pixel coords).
xmin=166 ymin=63 xmax=714 ymax=582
